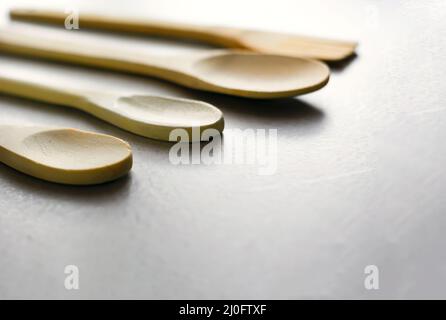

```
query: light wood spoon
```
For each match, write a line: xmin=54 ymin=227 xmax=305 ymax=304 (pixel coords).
xmin=0 ymin=125 xmax=132 ymax=185
xmin=0 ymin=29 xmax=330 ymax=99
xmin=9 ymin=8 xmax=357 ymax=61
xmin=0 ymin=76 xmax=224 ymax=142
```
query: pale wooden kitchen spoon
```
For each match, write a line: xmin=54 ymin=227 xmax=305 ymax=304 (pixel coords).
xmin=0 ymin=76 xmax=224 ymax=142
xmin=0 ymin=125 xmax=132 ymax=185
xmin=0 ymin=29 xmax=330 ymax=99
xmin=9 ymin=9 xmax=357 ymax=61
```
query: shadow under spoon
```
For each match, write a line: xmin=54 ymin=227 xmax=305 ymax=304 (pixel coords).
xmin=0 ymin=76 xmax=224 ymax=142
xmin=0 ymin=125 xmax=132 ymax=185
xmin=0 ymin=29 xmax=330 ymax=99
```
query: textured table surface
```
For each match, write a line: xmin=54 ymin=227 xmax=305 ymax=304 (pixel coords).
xmin=0 ymin=0 xmax=445 ymax=299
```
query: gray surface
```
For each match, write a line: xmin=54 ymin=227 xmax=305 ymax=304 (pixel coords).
xmin=0 ymin=0 xmax=445 ymax=299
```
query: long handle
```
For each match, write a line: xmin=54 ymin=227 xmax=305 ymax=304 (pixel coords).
xmin=0 ymin=29 xmax=188 ymax=84
xmin=0 ymin=75 xmax=86 ymax=108
xmin=9 ymin=8 xmax=357 ymax=61
xmin=9 ymin=8 xmax=242 ymax=48
xmin=0 ymin=75 xmax=156 ymax=140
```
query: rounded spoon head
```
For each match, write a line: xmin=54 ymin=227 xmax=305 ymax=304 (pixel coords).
xmin=88 ymin=94 xmax=224 ymax=142
xmin=190 ymin=51 xmax=330 ymax=99
xmin=236 ymin=31 xmax=357 ymax=61
xmin=0 ymin=126 xmax=132 ymax=185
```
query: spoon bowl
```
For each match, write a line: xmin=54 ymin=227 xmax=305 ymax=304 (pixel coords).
xmin=115 ymin=95 xmax=222 ymax=127
xmin=85 ymin=93 xmax=225 ymax=141
xmin=191 ymin=52 xmax=330 ymax=98
xmin=0 ymin=125 xmax=132 ymax=185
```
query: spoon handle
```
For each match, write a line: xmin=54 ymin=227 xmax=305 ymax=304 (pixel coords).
xmin=0 ymin=75 xmax=116 ymax=129
xmin=0 ymin=29 xmax=188 ymax=84
xmin=9 ymin=8 xmax=242 ymax=48
xmin=0 ymin=75 xmax=160 ymax=139
xmin=0 ymin=75 xmax=138 ymax=134
xmin=0 ymin=75 xmax=86 ymax=108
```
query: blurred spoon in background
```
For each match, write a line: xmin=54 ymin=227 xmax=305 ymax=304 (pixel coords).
xmin=9 ymin=8 xmax=357 ymax=61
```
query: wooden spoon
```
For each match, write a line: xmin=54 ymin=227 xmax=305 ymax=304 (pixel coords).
xmin=0 ymin=76 xmax=224 ymax=141
xmin=0 ymin=125 xmax=132 ymax=185
xmin=0 ymin=29 xmax=330 ymax=99
xmin=9 ymin=8 xmax=357 ymax=61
